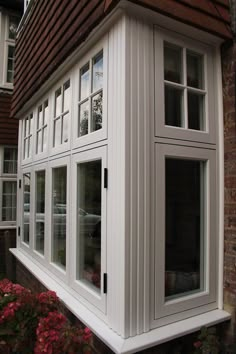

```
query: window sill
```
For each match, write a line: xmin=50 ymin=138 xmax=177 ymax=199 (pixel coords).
xmin=10 ymin=248 xmax=231 ymax=354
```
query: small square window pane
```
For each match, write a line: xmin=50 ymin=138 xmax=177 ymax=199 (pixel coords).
xmin=188 ymin=92 xmax=205 ymax=131
xmin=77 ymin=160 xmax=102 ymax=290
xmin=7 ymin=71 xmax=14 ymax=84
xmin=165 ymin=159 xmax=205 ymax=300
xmin=42 ymin=126 xmax=47 ymax=152
xmin=28 ymin=136 xmax=32 ymax=158
xmin=23 ymin=173 xmax=31 ymax=244
xmin=165 ymin=85 xmax=183 ymax=127
xmin=63 ymin=80 xmax=70 ymax=112
xmin=24 ymin=139 xmax=28 ymax=159
xmin=53 ymin=118 xmax=61 ymax=147
xmin=79 ymin=100 xmax=89 ymax=136
xmin=80 ymin=63 xmax=90 ymax=100
xmin=91 ymin=92 xmax=103 ymax=132
xmin=29 ymin=114 xmax=33 ymax=134
xmin=62 ymin=113 xmax=69 ymax=144
xmin=35 ymin=170 xmax=45 ymax=254
xmin=52 ymin=167 xmax=67 ymax=268
xmin=55 ymin=88 xmax=62 ymax=117
xmin=92 ymin=51 xmax=103 ymax=92
xmin=164 ymin=43 xmax=182 ymax=84
xmin=187 ymin=51 xmax=204 ymax=89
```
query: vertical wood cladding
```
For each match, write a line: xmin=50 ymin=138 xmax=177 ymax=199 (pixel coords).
xmin=11 ymin=0 xmax=231 ymax=118
xmin=0 ymin=93 xmax=18 ymax=145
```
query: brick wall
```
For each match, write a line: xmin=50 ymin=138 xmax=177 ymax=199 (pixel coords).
xmin=222 ymin=37 xmax=236 ymax=347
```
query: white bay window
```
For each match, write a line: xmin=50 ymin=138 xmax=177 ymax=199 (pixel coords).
xmin=15 ymin=18 xmax=229 ymax=353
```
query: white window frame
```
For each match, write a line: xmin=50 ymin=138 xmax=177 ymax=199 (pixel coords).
xmin=35 ymin=99 xmax=50 ymax=158
xmin=151 ymin=143 xmax=217 ymax=328
xmin=47 ymin=156 xmax=70 ymax=283
xmin=21 ymin=168 xmax=32 ymax=250
xmin=154 ymin=28 xmax=216 ymax=145
xmin=73 ymin=37 xmax=108 ymax=149
xmin=22 ymin=113 xmax=34 ymax=164
xmin=71 ymin=146 xmax=107 ymax=313
xmin=0 ymin=178 xmax=17 ymax=226
xmin=2 ymin=146 xmax=18 ymax=175
xmin=50 ymin=77 xmax=72 ymax=157
xmin=3 ymin=15 xmax=19 ymax=87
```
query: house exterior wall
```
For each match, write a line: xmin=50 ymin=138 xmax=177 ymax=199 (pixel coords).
xmin=0 ymin=93 xmax=18 ymax=145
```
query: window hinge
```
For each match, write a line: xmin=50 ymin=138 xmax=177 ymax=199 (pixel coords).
xmin=18 ymin=179 xmax=21 ymax=189
xmin=104 ymin=168 xmax=108 ymax=188
xmin=103 ymin=273 xmax=107 ymax=294
xmin=18 ymin=226 xmax=20 ymax=237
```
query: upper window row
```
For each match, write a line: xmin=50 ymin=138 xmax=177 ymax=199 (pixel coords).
xmin=22 ymin=48 xmax=105 ymax=161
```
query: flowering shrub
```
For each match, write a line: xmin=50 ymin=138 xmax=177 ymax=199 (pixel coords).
xmin=0 ymin=279 xmax=92 ymax=354
xmin=193 ymin=327 xmax=220 ymax=354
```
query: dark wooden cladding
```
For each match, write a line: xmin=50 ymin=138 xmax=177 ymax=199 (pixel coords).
xmin=0 ymin=93 xmax=18 ymax=145
xmin=11 ymin=0 xmax=231 ymax=118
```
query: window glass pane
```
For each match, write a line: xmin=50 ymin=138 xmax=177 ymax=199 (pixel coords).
xmin=35 ymin=171 xmax=45 ymax=254
xmin=77 ymin=160 xmax=102 ymax=291
xmin=92 ymin=51 xmax=103 ymax=92
xmin=23 ymin=173 xmax=31 ymax=244
xmin=53 ymin=118 xmax=61 ymax=147
xmin=165 ymin=85 xmax=183 ymax=127
xmin=79 ymin=100 xmax=89 ymax=136
xmin=9 ymin=16 xmax=19 ymax=40
xmin=164 ymin=43 xmax=182 ymax=83
xmin=44 ymin=100 xmax=49 ymax=126
xmin=42 ymin=126 xmax=47 ymax=152
xmin=28 ymin=136 xmax=32 ymax=158
xmin=29 ymin=114 xmax=33 ymax=134
xmin=91 ymin=92 xmax=103 ymax=132
xmin=55 ymin=88 xmax=62 ymax=117
xmin=187 ymin=51 xmax=203 ymax=89
xmin=24 ymin=139 xmax=28 ymax=159
xmin=165 ymin=159 xmax=204 ymax=300
xmin=62 ymin=113 xmax=69 ymax=144
xmin=80 ymin=62 xmax=90 ymax=100
xmin=52 ymin=167 xmax=67 ymax=268
xmin=25 ymin=118 xmax=29 ymax=137
xmin=7 ymin=46 xmax=15 ymax=83
xmin=38 ymin=106 xmax=43 ymax=129
xmin=36 ymin=131 xmax=42 ymax=154
xmin=63 ymin=80 xmax=70 ymax=112
xmin=188 ymin=92 xmax=205 ymax=131
xmin=3 ymin=148 xmax=17 ymax=174
xmin=2 ymin=181 xmax=16 ymax=221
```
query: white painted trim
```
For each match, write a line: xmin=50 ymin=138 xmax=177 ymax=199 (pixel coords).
xmin=10 ymin=248 xmax=232 ymax=354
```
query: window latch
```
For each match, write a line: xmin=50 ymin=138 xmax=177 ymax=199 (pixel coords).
xmin=103 ymin=273 xmax=107 ymax=294
xmin=104 ymin=168 xmax=108 ymax=188
xmin=18 ymin=227 xmax=20 ymax=237
xmin=18 ymin=179 xmax=21 ymax=189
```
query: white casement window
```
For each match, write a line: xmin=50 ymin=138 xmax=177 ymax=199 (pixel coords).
xmin=53 ymin=80 xmax=71 ymax=149
xmin=0 ymin=146 xmax=17 ymax=227
xmin=151 ymin=28 xmax=219 ymax=328
xmin=22 ymin=171 xmax=31 ymax=245
xmin=4 ymin=15 xmax=19 ymax=85
xmin=23 ymin=113 xmax=33 ymax=161
xmin=36 ymin=100 xmax=49 ymax=155
xmin=71 ymin=146 xmax=107 ymax=311
xmin=34 ymin=168 xmax=46 ymax=256
xmin=74 ymin=40 xmax=108 ymax=147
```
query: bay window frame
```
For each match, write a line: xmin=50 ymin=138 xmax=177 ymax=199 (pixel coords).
xmin=35 ymin=99 xmax=50 ymax=158
xmin=71 ymin=146 xmax=107 ymax=313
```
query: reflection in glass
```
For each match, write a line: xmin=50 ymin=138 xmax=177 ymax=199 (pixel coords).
xmin=9 ymin=16 xmax=19 ymax=40
xmin=52 ymin=167 xmax=67 ymax=268
xmin=38 ymin=106 xmax=43 ymax=129
xmin=35 ymin=171 xmax=45 ymax=254
xmin=77 ymin=160 xmax=101 ymax=290
xmin=91 ymin=92 xmax=103 ymax=132
xmin=44 ymin=101 xmax=49 ymax=125
xmin=2 ymin=181 xmax=16 ymax=221
xmin=187 ymin=51 xmax=203 ymax=89
xmin=165 ymin=159 xmax=204 ymax=299
xmin=55 ymin=88 xmax=62 ymax=117
xmin=53 ymin=118 xmax=61 ymax=147
xmin=24 ymin=140 xmax=28 ymax=160
xmin=164 ymin=43 xmax=182 ymax=83
xmin=188 ymin=93 xmax=204 ymax=131
xmin=165 ymin=85 xmax=183 ymax=127
xmin=79 ymin=100 xmax=89 ymax=136
xmin=92 ymin=51 xmax=103 ymax=92
xmin=7 ymin=46 xmax=15 ymax=83
xmin=63 ymin=80 xmax=70 ymax=112
xmin=80 ymin=63 xmax=90 ymax=100
xmin=36 ymin=130 xmax=42 ymax=154
xmin=23 ymin=173 xmax=31 ymax=244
